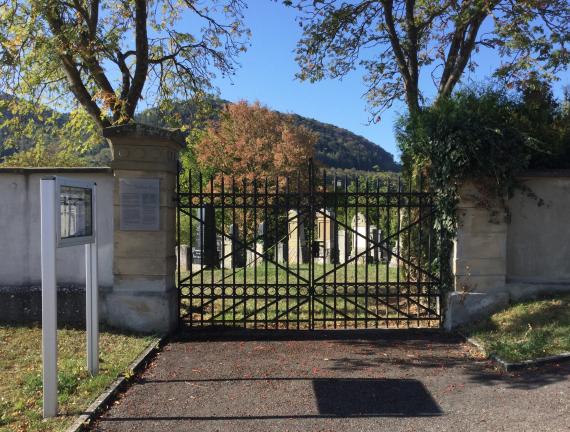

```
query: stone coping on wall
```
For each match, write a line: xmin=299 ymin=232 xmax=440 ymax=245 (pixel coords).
xmin=102 ymin=123 xmax=185 ymax=147
xmin=0 ymin=167 xmax=112 ymax=174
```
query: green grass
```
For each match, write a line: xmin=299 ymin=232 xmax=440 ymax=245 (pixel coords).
xmin=0 ymin=325 xmax=153 ymax=432
xmin=179 ymin=263 xmax=441 ymax=328
xmin=182 ymin=263 xmax=400 ymax=285
xmin=465 ymin=294 xmax=570 ymax=363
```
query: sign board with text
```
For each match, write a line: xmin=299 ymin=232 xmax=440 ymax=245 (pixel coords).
xmin=119 ymin=178 xmax=160 ymax=231
xmin=56 ymin=178 xmax=95 ymax=247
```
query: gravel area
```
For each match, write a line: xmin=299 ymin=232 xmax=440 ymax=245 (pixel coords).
xmin=91 ymin=329 xmax=570 ymax=432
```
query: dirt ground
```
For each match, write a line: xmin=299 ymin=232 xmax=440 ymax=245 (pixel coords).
xmin=91 ymin=329 xmax=570 ymax=432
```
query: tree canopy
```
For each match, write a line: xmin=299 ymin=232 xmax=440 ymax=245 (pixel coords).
xmin=194 ymin=100 xmax=317 ymax=185
xmin=288 ymin=0 xmax=570 ymax=116
xmin=0 ymin=0 xmax=249 ymax=137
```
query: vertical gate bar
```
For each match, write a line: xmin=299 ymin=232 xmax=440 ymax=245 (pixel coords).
xmin=354 ymin=176 xmax=359 ymax=328
xmin=343 ymin=173 xmax=348 ymax=329
xmin=396 ymin=176 xmax=401 ymax=328
xmin=264 ymin=177 xmax=269 ymax=328
xmin=333 ymin=173 xmax=338 ymax=329
xmin=176 ymin=164 xmax=181 ymax=326
xmin=375 ymin=177 xmax=380 ymax=328
xmin=189 ymin=170 xmax=193 ymax=327
xmin=417 ymin=176 xmax=423 ymax=327
xmin=385 ymin=177 xmax=391 ymax=328
xmin=364 ymin=177 xmax=369 ymax=328
xmin=308 ymin=159 xmax=317 ymax=330
xmin=296 ymin=171 xmax=301 ymax=330
xmin=438 ymin=211 xmax=444 ymax=325
xmin=243 ymin=178 xmax=247 ymax=328
xmin=232 ymin=176 xmax=237 ymax=326
xmin=285 ymin=176 xmax=290 ymax=329
xmin=253 ymin=178 xmax=258 ymax=329
xmin=426 ymin=187 xmax=433 ymax=322
xmin=199 ymin=172 xmax=204 ymax=326
xmin=322 ymin=169 xmax=327 ymax=328
xmin=210 ymin=176 xmax=215 ymax=326
xmin=274 ymin=175 xmax=280 ymax=328
xmin=407 ymin=179 xmax=412 ymax=328
xmin=221 ymin=175 xmax=225 ymax=327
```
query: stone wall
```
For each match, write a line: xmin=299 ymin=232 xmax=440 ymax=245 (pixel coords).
xmin=446 ymin=171 xmax=570 ymax=329
xmin=507 ymin=174 xmax=570 ymax=284
xmin=0 ymin=168 xmax=114 ymax=324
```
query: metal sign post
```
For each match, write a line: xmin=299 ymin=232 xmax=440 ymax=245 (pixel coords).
xmin=40 ymin=177 xmax=98 ymax=418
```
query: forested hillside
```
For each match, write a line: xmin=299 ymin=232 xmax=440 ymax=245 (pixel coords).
xmin=1 ymin=96 xmax=400 ymax=171
xmin=138 ymin=100 xmax=400 ymax=172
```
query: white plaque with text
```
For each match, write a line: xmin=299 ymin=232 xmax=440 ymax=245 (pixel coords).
xmin=119 ymin=178 xmax=160 ymax=231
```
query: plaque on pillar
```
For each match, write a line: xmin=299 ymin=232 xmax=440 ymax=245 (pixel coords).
xmin=119 ymin=178 xmax=160 ymax=231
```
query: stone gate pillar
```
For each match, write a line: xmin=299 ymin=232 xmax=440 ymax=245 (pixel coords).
xmin=445 ymin=181 xmax=509 ymax=330
xmin=103 ymin=124 xmax=184 ymax=334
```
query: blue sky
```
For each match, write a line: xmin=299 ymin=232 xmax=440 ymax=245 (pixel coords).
xmin=210 ymin=2 xmax=570 ymax=161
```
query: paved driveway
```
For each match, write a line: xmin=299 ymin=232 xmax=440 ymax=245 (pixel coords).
xmin=92 ymin=329 xmax=570 ymax=432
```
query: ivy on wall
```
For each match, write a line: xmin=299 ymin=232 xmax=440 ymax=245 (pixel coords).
xmin=396 ymin=87 xmax=537 ymax=291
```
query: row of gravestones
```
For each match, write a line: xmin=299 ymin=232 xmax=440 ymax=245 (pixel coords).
xmin=177 ymin=208 xmax=396 ymax=271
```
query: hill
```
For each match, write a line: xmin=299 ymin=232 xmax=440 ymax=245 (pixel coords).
xmin=287 ymin=114 xmax=399 ymax=171
xmin=137 ymin=99 xmax=400 ymax=172
xmin=1 ymin=96 xmax=400 ymax=171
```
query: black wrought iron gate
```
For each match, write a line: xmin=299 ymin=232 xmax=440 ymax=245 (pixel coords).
xmin=177 ymin=163 xmax=442 ymax=329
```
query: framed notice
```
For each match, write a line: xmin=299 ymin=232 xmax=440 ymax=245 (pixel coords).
xmin=55 ymin=178 xmax=95 ymax=247
xmin=119 ymin=178 xmax=160 ymax=231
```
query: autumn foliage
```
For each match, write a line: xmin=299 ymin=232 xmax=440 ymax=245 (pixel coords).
xmin=196 ymin=101 xmax=317 ymax=187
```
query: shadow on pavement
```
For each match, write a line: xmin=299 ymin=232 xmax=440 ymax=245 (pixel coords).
xmin=313 ymin=378 xmax=441 ymax=417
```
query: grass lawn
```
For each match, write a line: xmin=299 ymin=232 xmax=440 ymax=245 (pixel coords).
xmin=0 ymin=325 xmax=153 ymax=432
xmin=465 ymin=294 xmax=570 ymax=363
xmin=179 ymin=263 xmax=441 ymax=328
xmin=182 ymin=263 xmax=401 ymax=285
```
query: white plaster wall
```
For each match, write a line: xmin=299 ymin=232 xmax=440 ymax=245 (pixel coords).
xmin=507 ymin=175 xmax=570 ymax=284
xmin=0 ymin=169 xmax=114 ymax=287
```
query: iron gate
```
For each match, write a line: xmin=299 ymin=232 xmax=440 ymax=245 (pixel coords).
xmin=177 ymin=163 xmax=442 ymax=329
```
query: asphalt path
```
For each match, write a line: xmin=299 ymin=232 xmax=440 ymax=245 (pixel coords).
xmin=92 ymin=329 xmax=570 ymax=432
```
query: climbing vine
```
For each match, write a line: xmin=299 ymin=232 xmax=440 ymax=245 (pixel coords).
xmin=396 ymin=87 xmax=536 ymax=291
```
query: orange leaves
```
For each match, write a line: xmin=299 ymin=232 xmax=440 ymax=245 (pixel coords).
xmin=196 ymin=100 xmax=317 ymax=186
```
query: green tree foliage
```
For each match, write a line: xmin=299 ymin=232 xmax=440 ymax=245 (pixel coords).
xmin=0 ymin=0 xmax=249 ymax=158
xmin=512 ymin=78 xmax=570 ymax=169
xmin=288 ymin=0 xmax=570 ymax=116
xmin=397 ymin=83 xmax=570 ymax=289
xmin=397 ymin=86 xmax=535 ymax=241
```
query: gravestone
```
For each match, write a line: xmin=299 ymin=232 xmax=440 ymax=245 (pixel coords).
xmin=176 ymin=245 xmax=190 ymax=272
xmin=275 ymin=241 xmax=288 ymax=264
xmin=389 ymin=242 xmax=400 ymax=267
xmin=287 ymin=209 xmax=306 ymax=264
xmin=230 ymin=225 xmax=245 ymax=268
xmin=350 ymin=213 xmax=368 ymax=262
xmin=315 ymin=209 xmax=337 ymax=264
xmin=257 ymin=221 xmax=268 ymax=259
xmin=193 ymin=205 xmax=218 ymax=268
xmin=337 ymin=229 xmax=347 ymax=264
xmin=222 ymin=226 xmax=234 ymax=269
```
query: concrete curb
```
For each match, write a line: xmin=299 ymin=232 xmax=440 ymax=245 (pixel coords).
xmin=65 ymin=336 xmax=166 ymax=432
xmin=462 ymin=333 xmax=570 ymax=372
